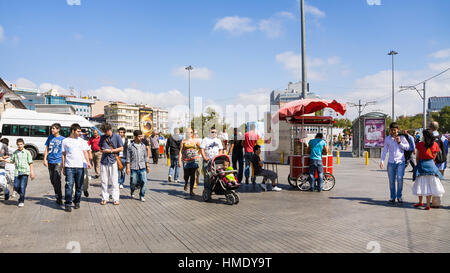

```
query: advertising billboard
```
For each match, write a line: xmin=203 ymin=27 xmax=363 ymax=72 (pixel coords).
xmin=364 ymin=118 xmax=385 ymax=148
xmin=139 ymin=108 xmax=153 ymax=138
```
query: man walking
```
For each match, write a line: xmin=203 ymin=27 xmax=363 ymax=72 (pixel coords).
xmin=99 ymin=123 xmax=124 ymax=205
xmin=117 ymin=127 xmax=128 ymax=189
xmin=62 ymin=124 xmax=92 ymax=212
xmin=126 ymin=130 xmax=151 ymax=202
xmin=430 ymin=121 xmax=448 ymax=176
xmin=244 ymin=123 xmax=260 ymax=184
xmin=166 ymin=128 xmax=182 ymax=183
xmin=403 ymin=130 xmax=416 ymax=172
xmin=380 ymin=122 xmax=410 ymax=204
xmin=150 ymin=131 xmax=160 ymax=164
xmin=228 ymin=128 xmax=244 ymax=183
xmin=200 ymin=127 xmax=223 ymax=189
xmin=307 ymin=133 xmax=329 ymax=192
xmin=88 ymin=129 xmax=102 ymax=179
xmin=44 ymin=123 xmax=65 ymax=205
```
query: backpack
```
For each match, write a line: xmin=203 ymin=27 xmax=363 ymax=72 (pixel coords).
xmin=434 ymin=136 xmax=446 ymax=164
xmin=398 ymin=133 xmax=414 ymax=161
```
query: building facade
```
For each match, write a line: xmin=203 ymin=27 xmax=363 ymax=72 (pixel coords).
xmin=12 ymin=88 xmax=46 ymax=110
xmin=270 ymin=81 xmax=320 ymax=109
xmin=428 ymin=96 xmax=450 ymax=112
xmin=151 ymin=107 xmax=169 ymax=135
xmin=0 ymin=78 xmax=27 ymax=116
xmin=104 ymin=103 xmax=140 ymax=138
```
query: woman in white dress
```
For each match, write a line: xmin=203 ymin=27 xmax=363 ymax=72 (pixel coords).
xmin=412 ymin=129 xmax=445 ymax=210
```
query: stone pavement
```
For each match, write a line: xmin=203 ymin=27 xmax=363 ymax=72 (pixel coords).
xmin=0 ymin=156 xmax=449 ymax=253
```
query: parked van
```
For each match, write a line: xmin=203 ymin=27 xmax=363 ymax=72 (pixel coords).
xmin=0 ymin=109 xmax=100 ymax=159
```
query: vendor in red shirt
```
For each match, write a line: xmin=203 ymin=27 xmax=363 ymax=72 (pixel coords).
xmin=244 ymin=123 xmax=260 ymax=184
xmin=88 ymin=130 xmax=102 ymax=179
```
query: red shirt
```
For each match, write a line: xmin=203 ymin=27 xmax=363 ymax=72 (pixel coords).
xmin=244 ymin=131 xmax=260 ymax=153
xmin=88 ymin=136 xmax=101 ymax=152
xmin=416 ymin=141 xmax=440 ymax=160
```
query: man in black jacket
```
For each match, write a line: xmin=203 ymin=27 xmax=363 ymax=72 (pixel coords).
xmin=166 ymin=128 xmax=182 ymax=183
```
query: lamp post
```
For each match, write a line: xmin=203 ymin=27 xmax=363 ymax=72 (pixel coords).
xmin=185 ymin=65 xmax=194 ymax=128
xmin=388 ymin=50 xmax=398 ymax=122
xmin=300 ymin=0 xmax=307 ymax=99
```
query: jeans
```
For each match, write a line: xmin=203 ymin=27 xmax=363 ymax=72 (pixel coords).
xmin=232 ymin=150 xmax=244 ymax=183
xmin=387 ymin=162 xmax=405 ymax=200
xmin=169 ymin=154 xmax=180 ymax=181
xmin=130 ymin=169 xmax=148 ymax=198
xmin=65 ymin=168 xmax=84 ymax=205
xmin=118 ymin=158 xmax=126 ymax=186
xmin=14 ymin=175 xmax=29 ymax=203
xmin=309 ymin=159 xmax=324 ymax=191
xmin=244 ymin=152 xmax=254 ymax=181
xmin=48 ymin=163 xmax=63 ymax=200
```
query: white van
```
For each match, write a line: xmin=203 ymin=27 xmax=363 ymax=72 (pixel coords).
xmin=0 ymin=109 xmax=100 ymax=159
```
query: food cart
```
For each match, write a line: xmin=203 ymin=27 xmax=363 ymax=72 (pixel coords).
xmin=272 ymin=99 xmax=347 ymax=191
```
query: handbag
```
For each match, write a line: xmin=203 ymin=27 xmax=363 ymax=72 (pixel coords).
xmin=105 ymin=137 xmax=124 ymax=170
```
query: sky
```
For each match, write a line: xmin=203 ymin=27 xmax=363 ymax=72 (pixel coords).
xmin=1 ymin=0 xmax=450 ymax=125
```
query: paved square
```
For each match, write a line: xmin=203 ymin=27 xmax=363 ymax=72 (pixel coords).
xmin=0 ymin=156 xmax=449 ymax=253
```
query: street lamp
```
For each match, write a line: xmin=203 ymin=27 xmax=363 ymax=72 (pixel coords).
xmin=300 ymin=0 xmax=307 ymax=99
xmin=388 ymin=50 xmax=398 ymax=122
xmin=399 ymin=84 xmax=427 ymax=130
xmin=185 ymin=65 xmax=194 ymax=128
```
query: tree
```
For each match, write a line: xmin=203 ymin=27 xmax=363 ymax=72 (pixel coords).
xmin=436 ymin=106 xmax=450 ymax=133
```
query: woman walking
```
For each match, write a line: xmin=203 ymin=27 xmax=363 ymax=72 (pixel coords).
xmin=412 ymin=129 xmax=445 ymax=210
xmin=179 ymin=128 xmax=201 ymax=196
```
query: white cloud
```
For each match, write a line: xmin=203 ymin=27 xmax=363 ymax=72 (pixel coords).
xmin=430 ymin=48 xmax=450 ymax=59
xmin=66 ymin=0 xmax=81 ymax=6
xmin=39 ymin=83 xmax=69 ymax=94
xmin=275 ymin=51 xmax=341 ymax=81
xmin=73 ymin=33 xmax=83 ymax=40
xmin=305 ymin=3 xmax=326 ymax=17
xmin=259 ymin=12 xmax=295 ymax=39
xmin=366 ymin=0 xmax=382 ymax=6
xmin=0 ymin=25 xmax=4 ymax=42
xmin=214 ymin=16 xmax=256 ymax=35
xmin=172 ymin=66 xmax=213 ymax=80
xmin=428 ymin=61 xmax=450 ymax=71
xmin=15 ymin=78 xmax=38 ymax=89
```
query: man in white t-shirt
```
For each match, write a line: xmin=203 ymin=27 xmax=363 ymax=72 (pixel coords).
xmin=200 ymin=127 xmax=223 ymax=188
xmin=62 ymin=123 xmax=92 ymax=213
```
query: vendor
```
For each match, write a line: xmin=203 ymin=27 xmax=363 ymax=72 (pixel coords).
xmin=307 ymin=133 xmax=329 ymax=192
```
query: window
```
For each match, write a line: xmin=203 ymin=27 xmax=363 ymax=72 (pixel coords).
xmin=60 ymin=127 xmax=71 ymax=138
xmin=31 ymin=126 xmax=50 ymax=137
xmin=1 ymin=124 xmax=30 ymax=137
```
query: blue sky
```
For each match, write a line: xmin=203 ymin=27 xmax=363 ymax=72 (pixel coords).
xmin=1 ymin=0 xmax=450 ymax=120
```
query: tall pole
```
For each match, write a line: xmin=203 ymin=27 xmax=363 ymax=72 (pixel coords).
xmin=423 ymin=82 xmax=426 ymax=130
xmin=185 ymin=65 xmax=193 ymax=128
xmin=358 ymin=99 xmax=362 ymax=158
xmin=300 ymin=0 xmax=307 ymax=99
xmin=388 ymin=50 xmax=398 ymax=122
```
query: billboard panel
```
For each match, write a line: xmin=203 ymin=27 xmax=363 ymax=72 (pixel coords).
xmin=364 ymin=118 xmax=385 ymax=148
xmin=139 ymin=108 xmax=153 ymax=138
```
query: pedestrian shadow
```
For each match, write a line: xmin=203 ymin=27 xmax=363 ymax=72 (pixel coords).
xmin=328 ymin=196 xmax=445 ymax=210
xmin=150 ymin=188 xmax=234 ymax=205
xmin=25 ymin=195 xmax=65 ymax=211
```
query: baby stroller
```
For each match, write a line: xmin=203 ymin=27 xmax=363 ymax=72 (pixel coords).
xmin=202 ymin=155 xmax=241 ymax=205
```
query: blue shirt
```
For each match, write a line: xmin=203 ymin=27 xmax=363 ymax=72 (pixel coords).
xmin=45 ymin=135 xmax=65 ymax=164
xmin=309 ymin=138 xmax=326 ymax=161
xmin=407 ymin=134 xmax=416 ymax=152
xmin=99 ymin=134 xmax=124 ymax=165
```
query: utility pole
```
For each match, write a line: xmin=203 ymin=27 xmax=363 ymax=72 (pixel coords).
xmin=400 ymin=82 xmax=427 ymax=130
xmin=348 ymin=100 xmax=377 ymax=157
xmin=300 ymin=0 xmax=307 ymax=99
xmin=185 ymin=65 xmax=194 ymax=127
xmin=388 ymin=50 xmax=398 ymax=121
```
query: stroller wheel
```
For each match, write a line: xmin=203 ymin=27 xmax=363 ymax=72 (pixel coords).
xmin=232 ymin=192 xmax=240 ymax=204
xmin=225 ymin=194 xmax=235 ymax=205
xmin=202 ymin=189 xmax=211 ymax=202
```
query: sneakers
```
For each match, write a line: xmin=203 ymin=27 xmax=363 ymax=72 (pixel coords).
xmin=84 ymin=191 xmax=89 ymax=198
xmin=414 ymin=203 xmax=423 ymax=208
xmin=397 ymin=198 xmax=403 ymax=204
xmin=65 ymin=205 xmax=72 ymax=212
xmin=119 ymin=185 xmax=124 ymax=189
xmin=56 ymin=199 xmax=63 ymax=206
xmin=131 ymin=191 xmax=135 ymax=199
xmin=18 ymin=203 xmax=24 ymax=208
xmin=168 ymin=175 xmax=172 ymax=182
xmin=260 ymin=183 xmax=267 ymax=191
xmin=272 ymin=186 xmax=282 ymax=192
xmin=140 ymin=197 xmax=146 ymax=202
xmin=388 ymin=199 xmax=396 ymax=204
xmin=175 ymin=180 xmax=181 ymax=184
xmin=74 ymin=203 xmax=80 ymax=209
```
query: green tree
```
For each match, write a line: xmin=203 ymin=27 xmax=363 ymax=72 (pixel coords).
xmin=436 ymin=106 xmax=450 ymax=133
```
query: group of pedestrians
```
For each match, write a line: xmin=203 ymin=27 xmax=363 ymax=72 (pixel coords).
xmin=380 ymin=121 xmax=448 ymax=210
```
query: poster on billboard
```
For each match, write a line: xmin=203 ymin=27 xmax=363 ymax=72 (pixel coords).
xmin=139 ymin=109 xmax=153 ymax=138
xmin=364 ymin=118 xmax=385 ymax=148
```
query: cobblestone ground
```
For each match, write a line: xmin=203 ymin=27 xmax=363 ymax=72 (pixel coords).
xmin=0 ymin=155 xmax=449 ymax=253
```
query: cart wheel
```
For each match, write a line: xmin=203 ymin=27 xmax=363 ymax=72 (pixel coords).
xmin=232 ymin=192 xmax=240 ymax=204
xmin=225 ymin=194 xmax=235 ymax=205
xmin=296 ymin=174 xmax=312 ymax=191
xmin=322 ymin=173 xmax=336 ymax=191
xmin=287 ymin=175 xmax=298 ymax=188
xmin=202 ymin=189 xmax=211 ymax=202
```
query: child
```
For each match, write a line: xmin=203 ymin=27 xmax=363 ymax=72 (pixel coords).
xmin=223 ymin=161 xmax=239 ymax=187
xmin=3 ymin=139 xmax=35 ymax=207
